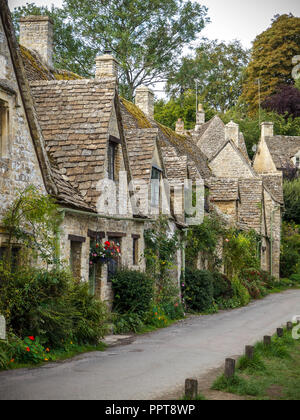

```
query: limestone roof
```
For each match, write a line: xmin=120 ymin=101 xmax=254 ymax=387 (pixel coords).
xmin=120 ymin=97 xmax=210 ymax=181
xmin=238 ymin=179 xmax=263 ymax=232
xmin=209 ymin=178 xmax=239 ymax=202
xmin=125 ymin=128 xmax=160 ymax=182
xmin=262 ymin=174 xmax=284 ymax=205
xmin=193 ymin=115 xmax=226 ymax=160
xmin=265 ymin=135 xmax=300 ymax=170
xmin=30 ymin=78 xmax=117 ymax=208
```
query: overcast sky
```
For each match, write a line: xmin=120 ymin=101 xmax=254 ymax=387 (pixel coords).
xmin=8 ymin=0 xmax=300 ymax=48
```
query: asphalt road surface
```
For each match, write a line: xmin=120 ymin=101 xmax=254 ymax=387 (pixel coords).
xmin=0 ymin=289 xmax=299 ymax=400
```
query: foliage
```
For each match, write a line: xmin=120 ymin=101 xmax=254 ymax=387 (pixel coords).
xmin=241 ymin=14 xmax=300 ymax=114
xmin=0 ymin=264 xmax=108 ymax=348
xmin=231 ymin=276 xmax=251 ymax=307
xmin=223 ymin=229 xmax=260 ymax=278
xmin=144 ymin=216 xmax=181 ymax=306
xmin=280 ymin=222 xmax=300 ymax=278
xmin=222 ymin=107 xmax=300 ymax=159
xmin=211 ymin=272 xmax=233 ymax=300
xmin=1 ymin=186 xmax=61 ymax=266
xmin=185 ymin=213 xmax=225 ymax=270
xmin=183 ymin=269 xmax=214 ymax=312
xmin=111 ymin=269 xmax=154 ymax=317
xmin=240 ymin=268 xmax=274 ymax=299
xmin=166 ymin=39 xmax=250 ymax=113
xmin=263 ymin=85 xmax=300 ymax=119
xmin=90 ymin=240 xmax=121 ymax=266
xmin=284 ymin=179 xmax=300 ymax=225
xmin=154 ymin=93 xmax=216 ymax=131
xmin=112 ymin=312 xmax=145 ymax=334
xmin=11 ymin=3 xmax=94 ymax=77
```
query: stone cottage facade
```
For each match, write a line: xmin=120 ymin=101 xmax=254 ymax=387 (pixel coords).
xmin=175 ymin=109 xmax=283 ymax=278
xmin=0 ymin=0 xmax=283 ymax=312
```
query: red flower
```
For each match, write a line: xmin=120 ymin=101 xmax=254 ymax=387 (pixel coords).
xmin=105 ymin=241 xmax=111 ymax=246
xmin=96 ymin=244 xmax=99 ymax=248
xmin=26 ymin=347 xmax=30 ymax=352
xmin=28 ymin=336 xmax=35 ymax=341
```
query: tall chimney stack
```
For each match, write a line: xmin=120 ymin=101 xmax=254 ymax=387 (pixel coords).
xmin=19 ymin=16 xmax=54 ymax=68
xmin=175 ymin=118 xmax=185 ymax=135
xmin=95 ymin=52 xmax=119 ymax=79
xmin=261 ymin=122 xmax=274 ymax=140
xmin=135 ymin=85 xmax=154 ymax=118
xmin=195 ymin=103 xmax=205 ymax=131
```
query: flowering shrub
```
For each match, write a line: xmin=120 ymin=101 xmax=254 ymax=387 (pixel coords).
xmin=8 ymin=336 xmax=49 ymax=365
xmin=147 ymin=305 xmax=169 ymax=328
xmin=90 ymin=241 xmax=121 ymax=266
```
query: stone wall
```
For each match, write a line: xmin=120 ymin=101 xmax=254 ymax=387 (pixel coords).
xmin=59 ymin=212 xmax=146 ymax=306
xmin=0 ymin=17 xmax=46 ymax=246
xmin=209 ymin=142 xmax=255 ymax=179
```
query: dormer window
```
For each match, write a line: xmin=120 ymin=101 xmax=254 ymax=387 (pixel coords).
xmin=0 ymin=99 xmax=9 ymax=158
xmin=108 ymin=135 xmax=121 ymax=181
xmin=151 ymin=166 xmax=162 ymax=207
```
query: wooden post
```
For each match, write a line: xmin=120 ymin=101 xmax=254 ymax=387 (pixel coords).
xmin=225 ymin=358 xmax=235 ymax=379
xmin=264 ymin=336 xmax=271 ymax=346
xmin=277 ymin=328 xmax=284 ymax=338
xmin=185 ymin=379 xmax=198 ymax=399
xmin=245 ymin=345 xmax=254 ymax=360
xmin=287 ymin=322 xmax=293 ymax=331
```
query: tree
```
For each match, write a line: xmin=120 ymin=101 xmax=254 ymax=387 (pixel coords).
xmin=166 ymin=39 xmax=250 ymax=113
xmin=284 ymin=178 xmax=300 ymax=225
xmin=263 ymin=85 xmax=300 ymax=119
xmin=241 ymin=14 xmax=300 ymax=114
xmin=64 ymin=0 xmax=209 ymax=100
xmin=11 ymin=3 xmax=95 ymax=77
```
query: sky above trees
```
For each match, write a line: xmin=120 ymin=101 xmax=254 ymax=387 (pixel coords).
xmin=8 ymin=0 xmax=300 ymax=48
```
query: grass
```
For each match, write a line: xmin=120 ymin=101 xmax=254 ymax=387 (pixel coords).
xmin=4 ymin=342 xmax=107 ymax=371
xmin=211 ymin=328 xmax=300 ymax=400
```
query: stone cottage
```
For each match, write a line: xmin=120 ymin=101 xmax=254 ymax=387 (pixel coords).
xmin=175 ymin=109 xmax=283 ymax=278
xmin=0 ymin=1 xmax=212 ymax=305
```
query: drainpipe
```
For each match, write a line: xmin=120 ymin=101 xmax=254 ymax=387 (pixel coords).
xmin=270 ymin=206 xmax=280 ymax=277
xmin=55 ymin=209 xmax=65 ymax=266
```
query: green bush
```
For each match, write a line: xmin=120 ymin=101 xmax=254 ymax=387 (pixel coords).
xmin=280 ymin=222 xmax=300 ymax=278
xmin=111 ymin=269 xmax=154 ymax=316
xmin=112 ymin=313 xmax=145 ymax=334
xmin=184 ymin=269 xmax=214 ymax=312
xmin=211 ymin=272 xmax=233 ymax=300
xmin=289 ymin=273 xmax=300 ymax=284
xmin=0 ymin=265 xmax=108 ymax=348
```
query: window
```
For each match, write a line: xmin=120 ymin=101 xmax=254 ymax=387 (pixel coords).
xmin=151 ymin=166 xmax=162 ymax=207
xmin=69 ymin=235 xmax=86 ymax=281
xmin=108 ymin=141 xmax=117 ymax=180
xmin=132 ymin=235 xmax=139 ymax=266
xmin=0 ymin=246 xmax=20 ymax=271
xmin=107 ymin=236 xmax=122 ymax=281
xmin=296 ymin=157 xmax=300 ymax=168
xmin=0 ymin=99 xmax=9 ymax=158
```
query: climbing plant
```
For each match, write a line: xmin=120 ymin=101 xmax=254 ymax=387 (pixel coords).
xmin=1 ymin=186 xmax=61 ymax=267
xmin=144 ymin=216 xmax=181 ymax=305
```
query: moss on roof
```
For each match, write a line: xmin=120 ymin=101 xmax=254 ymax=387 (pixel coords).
xmin=20 ymin=45 xmax=50 ymax=80
xmin=120 ymin=97 xmax=152 ymax=129
xmin=53 ymin=69 xmax=83 ymax=81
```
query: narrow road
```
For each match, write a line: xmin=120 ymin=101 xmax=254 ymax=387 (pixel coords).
xmin=0 ymin=289 xmax=299 ymax=400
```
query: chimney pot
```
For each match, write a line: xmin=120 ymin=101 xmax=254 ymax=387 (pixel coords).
xmin=135 ymin=85 xmax=154 ymax=118
xmin=19 ymin=15 xmax=54 ymax=67
xmin=176 ymin=118 xmax=185 ymax=135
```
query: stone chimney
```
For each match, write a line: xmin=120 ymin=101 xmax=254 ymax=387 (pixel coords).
xmin=195 ymin=103 xmax=205 ymax=131
xmin=95 ymin=52 xmax=119 ymax=79
xmin=175 ymin=118 xmax=185 ymax=135
xmin=135 ymin=85 xmax=154 ymax=118
xmin=19 ymin=16 xmax=54 ymax=68
xmin=261 ymin=122 xmax=274 ymax=140
xmin=225 ymin=120 xmax=240 ymax=146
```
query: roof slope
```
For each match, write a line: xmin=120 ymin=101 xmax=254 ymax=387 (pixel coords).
xmin=209 ymin=178 xmax=239 ymax=202
xmin=193 ymin=115 xmax=226 ymax=160
xmin=120 ymin=97 xmax=211 ymax=180
xmin=238 ymin=179 xmax=263 ymax=232
xmin=125 ymin=128 xmax=159 ymax=182
xmin=30 ymin=78 xmax=117 ymax=207
xmin=266 ymin=136 xmax=300 ymax=170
